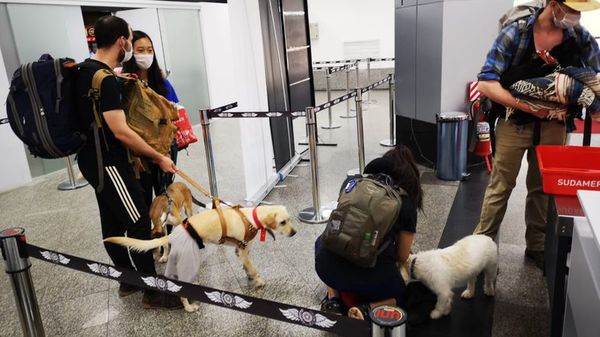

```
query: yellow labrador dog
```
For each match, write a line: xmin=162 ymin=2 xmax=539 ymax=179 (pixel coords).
xmin=105 ymin=205 xmax=296 ymax=312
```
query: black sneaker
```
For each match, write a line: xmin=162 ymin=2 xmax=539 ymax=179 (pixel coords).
xmin=142 ymin=291 xmax=183 ymax=310
xmin=320 ymin=296 xmax=344 ymax=315
xmin=525 ymin=249 xmax=545 ymax=271
xmin=118 ymin=283 xmax=141 ymax=297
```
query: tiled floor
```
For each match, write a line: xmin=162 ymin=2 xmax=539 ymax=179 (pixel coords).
xmin=0 ymin=90 xmax=552 ymax=337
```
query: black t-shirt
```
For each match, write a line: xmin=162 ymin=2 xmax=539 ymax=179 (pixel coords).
xmin=75 ymin=59 xmax=127 ymax=161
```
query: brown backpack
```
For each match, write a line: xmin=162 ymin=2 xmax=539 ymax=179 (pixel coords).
xmin=90 ymin=69 xmax=178 ymax=176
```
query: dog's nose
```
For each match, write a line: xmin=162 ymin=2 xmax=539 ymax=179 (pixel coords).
xmin=289 ymin=229 xmax=297 ymax=237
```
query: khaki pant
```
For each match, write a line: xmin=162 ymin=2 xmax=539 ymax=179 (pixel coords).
xmin=474 ymin=118 xmax=566 ymax=251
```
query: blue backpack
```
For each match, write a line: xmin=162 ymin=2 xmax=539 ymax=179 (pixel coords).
xmin=5 ymin=54 xmax=86 ymax=158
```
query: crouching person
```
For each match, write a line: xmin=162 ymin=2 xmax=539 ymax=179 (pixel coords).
xmin=315 ymin=145 xmax=422 ymax=320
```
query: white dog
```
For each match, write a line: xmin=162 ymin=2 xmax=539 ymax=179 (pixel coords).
xmin=400 ymin=234 xmax=498 ymax=319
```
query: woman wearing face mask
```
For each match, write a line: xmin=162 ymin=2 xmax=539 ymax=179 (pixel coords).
xmin=123 ymin=30 xmax=180 ymax=207
xmin=474 ymin=0 xmax=600 ymax=270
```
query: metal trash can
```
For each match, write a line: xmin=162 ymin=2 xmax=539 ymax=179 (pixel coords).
xmin=436 ymin=111 xmax=469 ymax=181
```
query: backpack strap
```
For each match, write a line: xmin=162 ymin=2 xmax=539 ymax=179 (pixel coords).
xmin=87 ymin=68 xmax=115 ymax=193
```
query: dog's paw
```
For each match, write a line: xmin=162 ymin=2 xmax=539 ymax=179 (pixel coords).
xmin=158 ymin=256 xmax=168 ymax=264
xmin=184 ymin=303 xmax=200 ymax=313
xmin=460 ymin=289 xmax=474 ymax=299
xmin=250 ymin=277 xmax=266 ymax=288
xmin=484 ymin=285 xmax=495 ymax=297
xmin=430 ymin=309 xmax=443 ymax=320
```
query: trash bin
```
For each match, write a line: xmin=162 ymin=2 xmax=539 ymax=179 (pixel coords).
xmin=436 ymin=112 xmax=469 ymax=181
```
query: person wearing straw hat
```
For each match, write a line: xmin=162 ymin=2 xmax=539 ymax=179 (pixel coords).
xmin=474 ymin=0 xmax=600 ymax=270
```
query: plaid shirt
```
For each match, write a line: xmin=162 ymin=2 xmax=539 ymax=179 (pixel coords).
xmin=479 ymin=13 xmax=600 ymax=81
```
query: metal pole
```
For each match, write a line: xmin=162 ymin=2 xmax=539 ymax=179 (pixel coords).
xmin=380 ymin=74 xmax=396 ymax=147
xmin=340 ymin=65 xmax=356 ymax=119
xmin=0 ymin=228 xmax=45 ymax=337
xmin=200 ymin=110 xmax=218 ymax=197
xmin=321 ymin=69 xmax=340 ymax=129
xmin=347 ymin=89 xmax=366 ymax=176
xmin=298 ymin=107 xmax=331 ymax=224
xmin=57 ymin=156 xmax=88 ymax=191
xmin=351 ymin=61 xmax=365 ymax=112
xmin=366 ymin=58 xmax=372 ymax=104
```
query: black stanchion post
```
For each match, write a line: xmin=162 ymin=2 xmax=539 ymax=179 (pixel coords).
xmin=348 ymin=88 xmax=366 ymax=177
xmin=340 ymin=64 xmax=356 ymax=119
xmin=57 ymin=156 xmax=88 ymax=191
xmin=370 ymin=306 xmax=407 ymax=337
xmin=322 ymin=68 xmax=341 ymax=130
xmin=200 ymin=110 xmax=219 ymax=197
xmin=0 ymin=228 xmax=45 ymax=337
xmin=298 ymin=107 xmax=332 ymax=224
xmin=380 ymin=74 xmax=396 ymax=147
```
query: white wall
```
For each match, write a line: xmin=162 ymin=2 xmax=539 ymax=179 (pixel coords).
xmin=0 ymin=48 xmax=32 ymax=193
xmin=199 ymin=3 xmax=237 ymax=107
xmin=440 ymin=0 xmax=514 ymax=112
xmin=201 ymin=1 xmax=284 ymax=203
xmin=307 ymin=0 xmax=394 ymax=64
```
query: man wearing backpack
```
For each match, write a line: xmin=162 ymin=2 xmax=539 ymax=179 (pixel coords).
xmin=75 ymin=15 xmax=181 ymax=309
xmin=474 ymin=0 xmax=600 ymax=270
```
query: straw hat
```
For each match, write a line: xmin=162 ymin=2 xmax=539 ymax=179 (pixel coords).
xmin=561 ymin=0 xmax=600 ymax=11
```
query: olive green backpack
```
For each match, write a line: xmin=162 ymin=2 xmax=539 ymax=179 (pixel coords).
xmin=321 ymin=175 xmax=405 ymax=268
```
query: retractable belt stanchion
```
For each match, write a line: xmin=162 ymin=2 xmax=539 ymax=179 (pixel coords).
xmin=298 ymin=107 xmax=332 ymax=224
xmin=351 ymin=61 xmax=365 ymax=112
xmin=347 ymin=88 xmax=366 ymax=177
xmin=340 ymin=64 xmax=356 ymax=119
xmin=200 ymin=110 xmax=219 ymax=197
xmin=366 ymin=58 xmax=377 ymax=104
xmin=380 ymin=74 xmax=396 ymax=147
xmin=0 ymin=228 xmax=45 ymax=337
xmin=57 ymin=156 xmax=88 ymax=191
xmin=321 ymin=68 xmax=341 ymax=130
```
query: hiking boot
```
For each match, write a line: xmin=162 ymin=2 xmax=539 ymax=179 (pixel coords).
xmin=525 ymin=249 xmax=545 ymax=271
xmin=142 ymin=291 xmax=183 ymax=310
xmin=320 ymin=296 xmax=344 ymax=315
xmin=118 ymin=283 xmax=141 ymax=297
xmin=348 ymin=303 xmax=371 ymax=321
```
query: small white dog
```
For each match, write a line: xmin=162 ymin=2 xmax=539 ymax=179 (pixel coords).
xmin=400 ymin=234 xmax=498 ymax=319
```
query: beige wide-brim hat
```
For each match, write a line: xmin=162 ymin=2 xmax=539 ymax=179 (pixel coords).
xmin=562 ymin=0 xmax=600 ymax=12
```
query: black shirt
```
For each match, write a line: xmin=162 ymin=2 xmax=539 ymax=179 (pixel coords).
xmin=75 ymin=59 xmax=127 ymax=162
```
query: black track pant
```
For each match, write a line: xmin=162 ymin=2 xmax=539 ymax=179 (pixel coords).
xmin=78 ymin=153 xmax=156 ymax=276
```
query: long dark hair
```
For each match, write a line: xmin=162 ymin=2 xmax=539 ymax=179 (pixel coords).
xmin=383 ymin=145 xmax=423 ymax=210
xmin=122 ymin=30 xmax=168 ymax=97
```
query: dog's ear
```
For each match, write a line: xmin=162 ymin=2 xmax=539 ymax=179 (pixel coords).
xmin=263 ymin=212 xmax=277 ymax=228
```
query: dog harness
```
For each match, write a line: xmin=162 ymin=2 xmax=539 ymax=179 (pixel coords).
xmin=214 ymin=204 xmax=274 ymax=249
xmin=182 ymin=218 xmax=205 ymax=250
xmin=157 ymin=192 xmax=174 ymax=228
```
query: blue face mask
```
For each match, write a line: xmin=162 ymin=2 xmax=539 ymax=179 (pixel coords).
xmin=553 ymin=4 xmax=581 ymax=29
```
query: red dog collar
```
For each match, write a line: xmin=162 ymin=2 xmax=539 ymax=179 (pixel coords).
xmin=252 ymin=208 xmax=267 ymax=242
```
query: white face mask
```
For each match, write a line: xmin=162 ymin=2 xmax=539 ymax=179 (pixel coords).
xmin=553 ymin=4 xmax=581 ymax=29
xmin=121 ymin=39 xmax=133 ymax=63
xmin=135 ymin=53 xmax=154 ymax=70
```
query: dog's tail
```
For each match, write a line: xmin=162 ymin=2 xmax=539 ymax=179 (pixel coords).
xmin=103 ymin=236 xmax=169 ymax=253
xmin=191 ymin=195 xmax=207 ymax=208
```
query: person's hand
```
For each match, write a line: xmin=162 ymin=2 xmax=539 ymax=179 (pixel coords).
xmin=530 ymin=109 xmax=549 ymax=119
xmin=155 ymin=155 xmax=178 ymax=173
